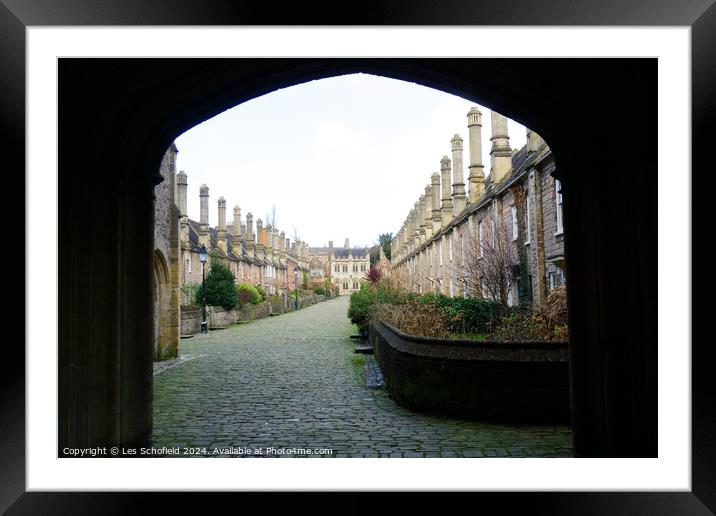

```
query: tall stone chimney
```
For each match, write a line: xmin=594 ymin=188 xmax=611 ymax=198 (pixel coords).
xmin=417 ymin=194 xmax=427 ymax=243
xmin=177 ymin=171 xmax=189 ymax=244
xmin=198 ymin=184 xmax=210 ymax=247
xmin=440 ymin=156 xmax=453 ymax=225
xmin=490 ymin=111 xmax=512 ymax=183
xmin=431 ymin=172 xmax=442 ymax=233
xmin=422 ymin=187 xmax=433 ymax=240
xmin=176 ymin=170 xmax=188 ymax=217
xmin=527 ymin=128 xmax=545 ymax=152
xmin=467 ymin=107 xmax=486 ymax=202
xmin=344 ymin=238 xmax=350 ymax=249
xmin=450 ymin=135 xmax=467 ymax=215
xmin=256 ymin=219 xmax=264 ymax=247
xmin=232 ymin=206 xmax=242 ymax=241
xmin=413 ymin=202 xmax=422 ymax=247
xmin=246 ymin=212 xmax=254 ymax=243
xmin=217 ymin=197 xmax=227 ymax=253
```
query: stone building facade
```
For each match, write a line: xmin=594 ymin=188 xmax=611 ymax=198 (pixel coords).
xmin=176 ymin=175 xmax=311 ymax=299
xmin=153 ymin=143 xmax=182 ymax=360
xmin=153 ymin=142 xmax=311 ymax=359
xmin=391 ymin=108 xmax=565 ymax=306
xmin=307 ymin=238 xmax=371 ymax=295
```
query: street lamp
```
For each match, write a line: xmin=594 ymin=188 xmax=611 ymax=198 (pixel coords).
xmin=199 ymin=244 xmax=208 ymax=333
xmin=293 ymin=267 xmax=299 ymax=311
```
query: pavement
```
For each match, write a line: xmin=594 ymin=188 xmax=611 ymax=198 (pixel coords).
xmin=152 ymin=296 xmax=573 ymax=458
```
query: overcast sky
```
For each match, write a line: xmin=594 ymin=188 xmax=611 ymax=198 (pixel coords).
xmin=175 ymin=73 xmax=526 ymax=249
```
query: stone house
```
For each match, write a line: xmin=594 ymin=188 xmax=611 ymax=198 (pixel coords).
xmin=153 ymin=142 xmax=310 ymax=359
xmin=391 ymin=108 xmax=565 ymax=306
xmin=308 ymin=238 xmax=371 ymax=295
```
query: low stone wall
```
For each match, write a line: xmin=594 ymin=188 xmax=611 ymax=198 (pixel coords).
xmin=208 ymin=306 xmax=237 ymax=329
xmin=180 ymin=306 xmax=202 ymax=335
xmin=369 ymin=321 xmax=570 ymax=424
xmin=238 ymin=302 xmax=271 ymax=321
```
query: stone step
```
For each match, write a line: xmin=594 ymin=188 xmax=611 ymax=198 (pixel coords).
xmin=354 ymin=346 xmax=374 ymax=355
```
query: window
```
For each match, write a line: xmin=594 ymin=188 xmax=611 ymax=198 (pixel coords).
xmin=525 ymin=177 xmax=532 ymax=245
xmin=361 ymin=264 xmax=366 ymax=272
xmin=343 ymin=265 xmax=347 ymax=273
xmin=555 ymin=178 xmax=564 ymax=234
xmin=353 ymin=281 xmax=358 ymax=290
xmin=335 ymin=265 xmax=339 ymax=273
xmin=478 ymin=221 xmax=484 ymax=257
xmin=549 ymin=269 xmax=565 ymax=289
xmin=448 ymin=230 xmax=453 ymax=262
xmin=343 ymin=282 xmax=348 ymax=290
xmin=511 ymin=205 xmax=518 ymax=240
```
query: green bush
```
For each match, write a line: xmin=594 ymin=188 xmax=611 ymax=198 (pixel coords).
xmin=237 ymin=283 xmax=262 ymax=305
xmin=419 ymin=294 xmax=505 ymax=334
xmin=347 ymin=282 xmax=416 ymax=336
xmin=195 ymin=261 xmax=237 ymax=310
xmin=180 ymin=282 xmax=201 ymax=307
xmin=254 ymin=285 xmax=266 ymax=303
xmin=313 ymin=287 xmax=325 ymax=296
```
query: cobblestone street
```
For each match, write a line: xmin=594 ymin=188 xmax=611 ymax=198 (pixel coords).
xmin=153 ymin=296 xmax=573 ymax=458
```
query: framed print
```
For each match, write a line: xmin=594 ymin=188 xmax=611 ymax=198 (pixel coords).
xmin=4 ymin=0 xmax=710 ymax=512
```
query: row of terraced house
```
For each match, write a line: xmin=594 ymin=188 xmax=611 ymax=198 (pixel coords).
xmin=391 ymin=107 xmax=565 ymax=306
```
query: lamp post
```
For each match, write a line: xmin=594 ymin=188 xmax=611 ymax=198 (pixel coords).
xmin=199 ymin=244 xmax=208 ymax=333
xmin=293 ymin=267 xmax=299 ymax=311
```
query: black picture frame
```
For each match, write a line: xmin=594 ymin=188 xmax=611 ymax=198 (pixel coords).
xmin=4 ymin=0 xmax=709 ymax=513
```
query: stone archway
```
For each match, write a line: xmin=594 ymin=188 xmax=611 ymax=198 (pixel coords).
xmin=152 ymin=249 xmax=174 ymax=361
xmin=59 ymin=58 xmax=656 ymax=457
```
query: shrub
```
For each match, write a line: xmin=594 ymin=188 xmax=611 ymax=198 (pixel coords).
xmin=373 ymin=299 xmax=452 ymax=338
xmin=195 ymin=261 xmax=237 ymax=310
xmin=180 ymin=282 xmax=201 ymax=307
xmin=490 ymin=286 xmax=568 ymax=341
xmin=416 ymin=293 xmax=504 ymax=334
xmin=254 ymin=285 xmax=266 ymax=303
xmin=313 ymin=287 xmax=325 ymax=295
xmin=347 ymin=281 xmax=416 ymax=335
xmin=237 ymin=283 xmax=262 ymax=305
xmin=365 ymin=266 xmax=382 ymax=284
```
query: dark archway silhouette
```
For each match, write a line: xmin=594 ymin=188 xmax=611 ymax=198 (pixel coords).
xmin=59 ymin=58 xmax=656 ymax=457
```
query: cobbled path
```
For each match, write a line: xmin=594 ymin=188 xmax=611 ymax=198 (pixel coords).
xmin=153 ymin=296 xmax=573 ymax=458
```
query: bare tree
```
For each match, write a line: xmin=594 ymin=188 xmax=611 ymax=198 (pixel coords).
xmin=457 ymin=215 xmax=517 ymax=304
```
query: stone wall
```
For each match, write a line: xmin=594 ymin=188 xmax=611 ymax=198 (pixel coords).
xmin=369 ymin=320 xmax=570 ymax=424
xmin=238 ymin=302 xmax=271 ymax=321
xmin=153 ymin=144 xmax=181 ymax=359
xmin=208 ymin=306 xmax=237 ymax=329
xmin=180 ymin=305 xmax=202 ymax=335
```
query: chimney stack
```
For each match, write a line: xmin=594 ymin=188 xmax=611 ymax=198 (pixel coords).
xmin=232 ymin=206 xmax=242 ymax=240
xmin=490 ymin=111 xmax=512 ymax=183
xmin=176 ymin=171 xmax=188 ymax=217
xmin=450 ymin=134 xmax=467 ymax=214
xmin=440 ymin=156 xmax=453 ymax=225
xmin=246 ymin=212 xmax=254 ymax=243
xmin=431 ymin=172 xmax=442 ymax=232
xmin=198 ymin=184 xmax=210 ymax=247
xmin=467 ymin=107 xmax=486 ymax=202
xmin=527 ymin=127 xmax=545 ymax=152
xmin=217 ymin=197 xmax=227 ymax=252
xmin=344 ymin=238 xmax=350 ymax=249
xmin=422 ymin=189 xmax=433 ymax=240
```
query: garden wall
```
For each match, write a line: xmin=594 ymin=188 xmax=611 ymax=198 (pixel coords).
xmin=208 ymin=306 xmax=237 ymax=329
xmin=180 ymin=305 xmax=202 ymax=335
xmin=369 ymin=321 xmax=570 ymax=424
